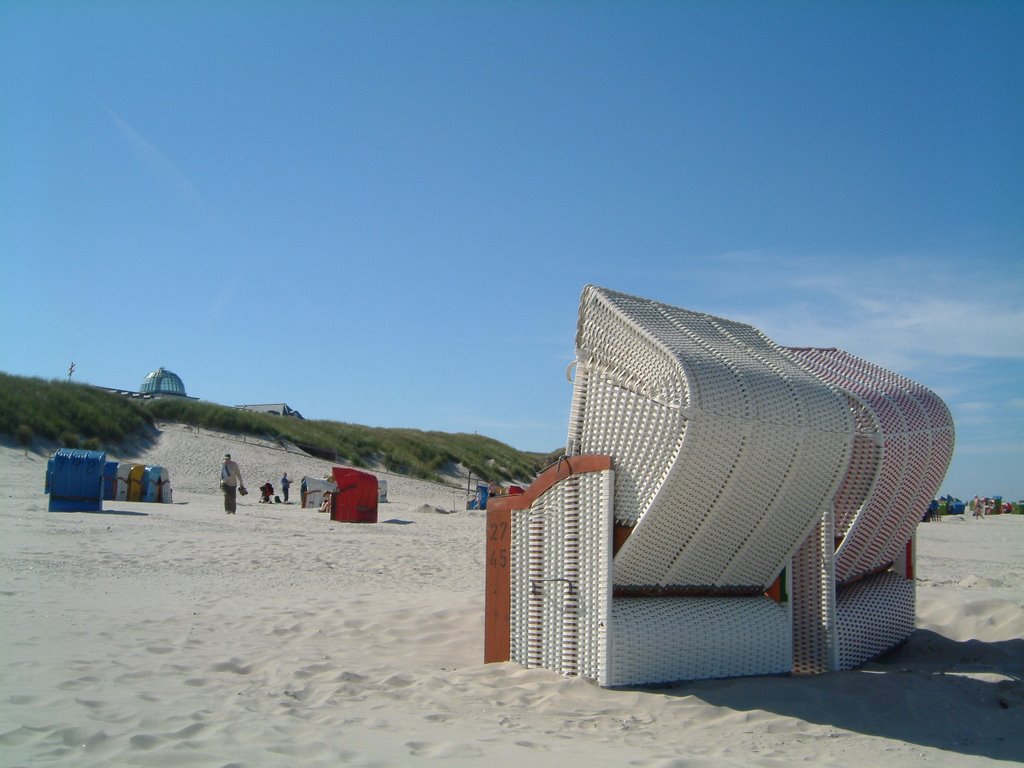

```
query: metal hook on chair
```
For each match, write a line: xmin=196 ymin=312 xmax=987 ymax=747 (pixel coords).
xmin=530 ymin=578 xmax=577 ymax=596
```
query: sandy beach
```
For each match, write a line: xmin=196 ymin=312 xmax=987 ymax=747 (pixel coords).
xmin=2 ymin=423 xmax=1022 ymax=767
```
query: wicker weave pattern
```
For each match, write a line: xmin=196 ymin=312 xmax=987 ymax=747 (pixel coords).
xmin=784 ymin=347 xmax=953 ymax=671
xmin=791 ymin=514 xmax=837 ymax=675
xmin=578 ymin=470 xmax=615 ymax=681
xmin=508 ymin=470 xmax=614 ymax=679
xmin=832 ymin=398 xmax=883 ymax=536
xmin=509 ymin=503 xmax=531 ymax=667
xmin=785 ymin=347 xmax=955 ymax=583
xmin=835 ymin=571 xmax=915 ymax=670
xmin=571 ymin=287 xmax=854 ymax=590
xmin=606 ymin=597 xmax=792 ymax=686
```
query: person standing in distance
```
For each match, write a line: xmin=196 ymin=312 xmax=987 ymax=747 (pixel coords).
xmin=280 ymin=472 xmax=291 ymax=503
xmin=221 ymin=453 xmax=246 ymax=514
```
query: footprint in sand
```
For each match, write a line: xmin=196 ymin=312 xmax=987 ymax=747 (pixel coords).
xmin=166 ymin=722 xmax=207 ymax=739
xmin=129 ymin=733 xmax=162 ymax=750
xmin=57 ymin=675 xmax=101 ymax=691
xmin=211 ymin=659 xmax=252 ymax=675
xmin=379 ymin=673 xmax=414 ymax=688
xmin=512 ymin=739 xmax=549 ymax=750
xmin=406 ymin=740 xmax=483 ymax=758
xmin=0 ymin=726 xmax=40 ymax=746
xmin=55 ymin=726 xmax=110 ymax=750
xmin=294 ymin=662 xmax=334 ymax=679
xmin=334 ymin=671 xmax=368 ymax=683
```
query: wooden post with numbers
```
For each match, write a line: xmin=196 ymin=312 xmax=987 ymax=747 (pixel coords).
xmin=484 ymin=505 xmax=512 ymax=663
xmin=483 ymin=455 xmax=613 ymax=664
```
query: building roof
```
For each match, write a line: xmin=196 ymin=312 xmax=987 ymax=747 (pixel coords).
xmin=235 ymin=403 xmax=304 ymax=419
xmin=139 ymin=367 xmax=187 ymax=397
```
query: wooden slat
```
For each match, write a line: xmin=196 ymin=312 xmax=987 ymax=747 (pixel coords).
xmin=484 ymin=506 xmax=512 ymax=663
xmin=487 ymin=455 xmax=613 ymax=513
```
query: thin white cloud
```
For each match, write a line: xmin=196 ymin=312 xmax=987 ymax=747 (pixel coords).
xmin=957 ymin=402 xmax=994 ymax=413
xmin=956 ymin=439 xmax=1024 ymax=456
xmin=838 ymin=297 xmax=1022 ymax=359
xmin=709 ymin=248 xmax=1024 ymax=366
xmin=951 ymin=402 xmax=996 ymax=426
xmin=106 ymin=108 xmax=200 ymax=210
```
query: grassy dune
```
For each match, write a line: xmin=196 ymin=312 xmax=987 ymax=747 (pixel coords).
xmin=0 ymin=372 xmax=557 ymax=483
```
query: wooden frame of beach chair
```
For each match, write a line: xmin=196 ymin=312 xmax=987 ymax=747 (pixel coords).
xmin=786 ymin=347 xmax=955 ymax=672
xmin=486 ymin=455 xmax=615 ymax=678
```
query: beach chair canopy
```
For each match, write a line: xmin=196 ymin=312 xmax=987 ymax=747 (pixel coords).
xmin=569 ymin=285 xmax=855 ymax=592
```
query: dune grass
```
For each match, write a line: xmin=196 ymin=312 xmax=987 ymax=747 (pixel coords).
xmin=0 ymin=373 xmax=152 ymax=450
xmin=0 ymin=372 xmax=557 ymax=483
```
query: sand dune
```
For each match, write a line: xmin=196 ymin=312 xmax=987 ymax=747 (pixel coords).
xmin=1 ymin=424 xmax=1022 ymax=767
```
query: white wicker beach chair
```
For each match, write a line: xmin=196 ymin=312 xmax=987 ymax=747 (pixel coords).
xmin=484 ymin=286 xmax=953 ymax=686
xmin=490 ymin=287 xmax=854 ymax=685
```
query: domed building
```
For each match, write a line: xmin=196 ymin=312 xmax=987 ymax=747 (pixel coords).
xmin=139 ymin=367 xmax=188 ymax=398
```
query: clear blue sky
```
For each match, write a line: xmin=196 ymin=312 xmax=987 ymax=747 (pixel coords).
xmin=2 ymin=2 xmax=1021 ymax=500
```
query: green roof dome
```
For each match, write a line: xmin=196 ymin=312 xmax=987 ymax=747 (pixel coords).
xmin=140 ymin=367 xmax=187 ymax=397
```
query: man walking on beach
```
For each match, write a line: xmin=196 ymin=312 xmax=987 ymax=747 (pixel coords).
xmin=220 ymin=453 xmax=246 ymax=514
xmin=280 ymin=472 xmax=291 ymax=503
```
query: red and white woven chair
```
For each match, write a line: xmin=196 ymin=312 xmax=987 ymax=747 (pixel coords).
xmin=786 ymin=347 xmax=955 ymax=672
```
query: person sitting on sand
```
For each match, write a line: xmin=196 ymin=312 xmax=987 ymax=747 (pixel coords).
xmin=319 ymin=490 xmax=332 ymax=514
xmin=259 ymin=482 xmax=274 ymax=503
